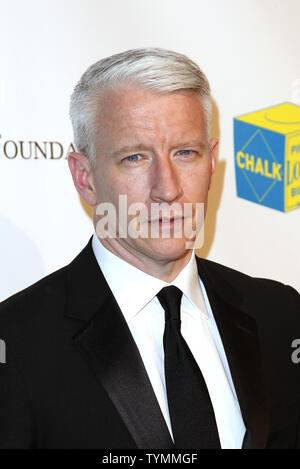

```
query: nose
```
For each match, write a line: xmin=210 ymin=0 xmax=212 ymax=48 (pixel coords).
xmin=150 ymin=156 xmax=183 ymax=203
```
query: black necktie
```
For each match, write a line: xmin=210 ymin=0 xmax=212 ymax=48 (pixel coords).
xmin=157 ymin=285 xmax=221 ymax=449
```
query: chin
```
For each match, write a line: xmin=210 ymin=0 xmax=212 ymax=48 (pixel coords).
xmin=141 ymin=238 xmax=192 ymax=262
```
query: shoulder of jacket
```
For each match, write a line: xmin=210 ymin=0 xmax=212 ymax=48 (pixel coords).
xmin=197 ymin=256 xmax=300 ymax=300
xmin=0 ymin=263 xmax=69 ymax=330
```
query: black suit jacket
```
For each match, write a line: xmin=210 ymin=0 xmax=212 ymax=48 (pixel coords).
xmin=0 ymin=237 xmax=300 ymax=449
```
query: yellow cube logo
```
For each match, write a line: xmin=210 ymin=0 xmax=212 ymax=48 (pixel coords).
xmin=234 ymin=102 xmax=300 ymax=212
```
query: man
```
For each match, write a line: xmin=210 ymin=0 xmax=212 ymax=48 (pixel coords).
xmin=0 ymin=48 xmax=300 ymax=449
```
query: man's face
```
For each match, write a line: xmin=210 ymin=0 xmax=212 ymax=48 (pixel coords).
xmin=90 ymin=86 xmax=217 ymax=263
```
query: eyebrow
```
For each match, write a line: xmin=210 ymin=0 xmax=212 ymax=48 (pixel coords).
xmin=110 ymin=140 xmax=207 ymax=158
xmin=111 ymin=144 xmax=148 ymax=159
xmin=175 ymin=141 xmax=207 ymax=151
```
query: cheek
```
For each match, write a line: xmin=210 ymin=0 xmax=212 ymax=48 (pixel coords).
xmin=181 ymin=165 xmax=212 ymax=200
xmin=95 ymin=169 xmax=150 ymax=204
xmin=94 ymin=168 xmax=119 ymax=203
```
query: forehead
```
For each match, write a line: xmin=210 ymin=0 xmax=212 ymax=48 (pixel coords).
xmin=95 ymin=86 xmax=207 ymax=144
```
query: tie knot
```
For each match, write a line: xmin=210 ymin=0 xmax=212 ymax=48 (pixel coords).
xmin=157 ymin=286 xmax=183 ymax=322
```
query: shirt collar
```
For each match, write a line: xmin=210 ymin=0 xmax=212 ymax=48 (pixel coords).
xmin=92 ymin=233 xmax=208 ymax=322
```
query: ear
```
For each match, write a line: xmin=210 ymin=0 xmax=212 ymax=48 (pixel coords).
xmin=208 ymin=137 xmax=218 ymax=189
xmin=68 ymin=152 xmax=97 ymax=206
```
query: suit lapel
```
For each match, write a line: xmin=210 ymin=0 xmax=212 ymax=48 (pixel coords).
xmin=66 ymin=238 xmax=174 ymax=449
xmin=196 ymin=256 xmax=269 ymax=449
xmin=65 ymin=237 xmax=269 ymax=449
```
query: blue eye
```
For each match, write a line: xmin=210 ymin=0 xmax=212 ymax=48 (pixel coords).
xmin=125 ymin=154 xmax=142 ymax=163
xmin=177 ymin=150 xmax=193 ymax=155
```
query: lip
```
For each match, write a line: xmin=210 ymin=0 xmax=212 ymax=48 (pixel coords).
xmin=149 ymin=217 xmax=185 ymax=230
xmin=149 ymin=217 xmax=184 ymax=223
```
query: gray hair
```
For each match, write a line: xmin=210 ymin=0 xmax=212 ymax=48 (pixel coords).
xmin=70 ymin=48 xmax=212 ymax=168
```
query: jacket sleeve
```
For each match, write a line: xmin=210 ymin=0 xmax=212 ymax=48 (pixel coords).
xmin=297 ymin=404 xmax=300 ymax=449
xmin=0 ymin=341 xmax=35 ymax=448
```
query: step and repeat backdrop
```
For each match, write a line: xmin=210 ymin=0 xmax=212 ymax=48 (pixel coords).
xmin=1 ymin=0 xmax=299 ymax=301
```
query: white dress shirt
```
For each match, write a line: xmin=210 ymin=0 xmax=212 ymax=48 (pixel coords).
xmin=92 ymin=233 xmax=246 ymax=449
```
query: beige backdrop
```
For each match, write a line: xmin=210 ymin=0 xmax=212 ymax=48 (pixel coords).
xmin=1 ymin=0 xmax=299 ymax=301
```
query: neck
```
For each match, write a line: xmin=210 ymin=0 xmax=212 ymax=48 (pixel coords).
xmin=98 ymin=237 xmax=193 ymax=283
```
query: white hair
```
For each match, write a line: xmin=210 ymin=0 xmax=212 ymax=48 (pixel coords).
xmin=70 ymin=48 xmax=212 ymax=168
